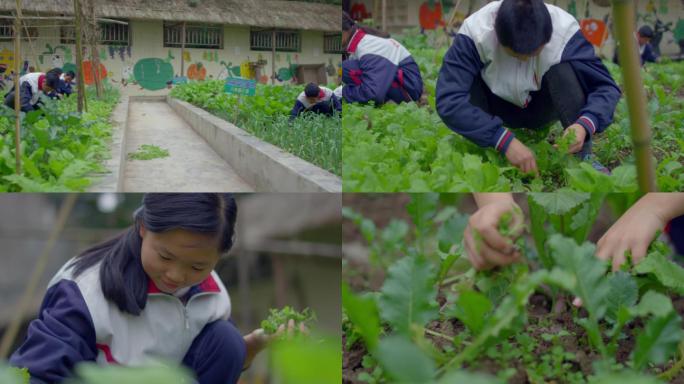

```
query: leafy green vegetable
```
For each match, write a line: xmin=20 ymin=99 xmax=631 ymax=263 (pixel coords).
xmin=170 ymin=81 xmax=340 ymax=175
xmin=342 ymin=283 xmax=381 ymax=351
xmin=378 ymin=254 xmax=439 ymax=335
xmin=0 ymin=86 xmax=119 ymax=191
xmin=342 ymin=28 xmax=684 ymax=192
xmin=375 ymin=335 xmax=436 ymax=383
xmin=127 ymin=144 xmax=170 ymax=160
xmin=260 ymin=306 xmax=316 ymax=335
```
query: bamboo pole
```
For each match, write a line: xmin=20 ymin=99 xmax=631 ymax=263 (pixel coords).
xmin=271 ymin=29 xmax=276 ymax=85
xmin=13 ymin=0 xmax=22 ymax=176
xmin=0 ymin=195 xmax=78 ymax=359
xmin=180 ymin=21 xmax=186 ymax=79
xmin=86 ymin=0 xmax=102 ymax=98
xmin=74 ymin=0 xmax=86 ymax=112
xmin=382 ymin=0 xmax=387 ymax=32
xmin=612 ymin=0 xmax=657 ymax=192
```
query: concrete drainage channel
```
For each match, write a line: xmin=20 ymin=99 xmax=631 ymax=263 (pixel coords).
xmin=90 ymin=95 xmax=342 ymax=192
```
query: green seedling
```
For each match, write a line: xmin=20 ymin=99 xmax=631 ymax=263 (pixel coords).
xmin=260 ymin=306 xmax=316 ymax=335
xmin=127 ymin=145 xmax=170 ymax=161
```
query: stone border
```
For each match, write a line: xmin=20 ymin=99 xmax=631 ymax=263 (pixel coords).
xmin=88 ymin=94 xmax=130 ymax=192
xmin=167 ymin=96 xmax=342 ymax=192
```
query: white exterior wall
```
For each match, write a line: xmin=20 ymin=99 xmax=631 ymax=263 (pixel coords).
xmin=0 ymin=19 xmax=342 ymax=96
xmin=350 ymin=0 xmax=684 ymax=57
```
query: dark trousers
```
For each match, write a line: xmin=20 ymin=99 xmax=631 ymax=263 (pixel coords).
xmin=182 ymin=320 xmax=246 ymax=384
xmin=469 ymin=62 xmax=593 ymax=157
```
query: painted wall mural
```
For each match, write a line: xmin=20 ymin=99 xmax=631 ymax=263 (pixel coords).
xmin=0 ymin=48 xmax=15 ymax=72
xmin=202 ymin=51 xmax=219 ymax=62
xmin=580 ymin=17 xmax=608 ymax=47
xmin=350 ymin=2 xmax=371 ymax=21
xmin=108 ymin=45 xmax=132 ymax=62
xmin=82 ymin=60 xmax=108 ymax=85
xmin=419 ymin=1 xmax=445 ymax=30
xmin=187 ymin=62 xmax=207 ymax=81
xmin=134 ymin=51 xmax=175 ymax=91
xmin=275 ymin=54 xmax=299 ymax=83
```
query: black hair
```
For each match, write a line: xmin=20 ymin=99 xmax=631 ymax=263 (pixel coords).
xmin=70 ymin=193 xmax=238 ymax=316
xmin=638 ymin=25 xmax=654 ymax=38
xmin=45 ymin=68 xmax=63 ymax=90
xmin=342 ymin=11 xmax=391 ymax=38
xmin=65 ymin=70 xmax=76 ymax=78
xmin=305 ymin=82 xmax=320 ymax=97
xmin=495 ymin=0 xmax=552 ymax=55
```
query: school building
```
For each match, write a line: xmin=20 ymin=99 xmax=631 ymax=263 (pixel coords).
xmin=0 ymin=0 xmax=343 ymax=95
xmin=348 ymin=0 xmax=684 ymax=58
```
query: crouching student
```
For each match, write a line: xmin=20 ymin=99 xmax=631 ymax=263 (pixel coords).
xmin=4 ymin=69 xmax=62 ymax=112
xmin=436 ymin=0 xmax=621 ymax=175
xmin=57 ymin=70 xmax=76 ymax=97
xmin=10 ymin=193 xmax=290 ymax=384
xmin=341 ymin=12 xmax=423 ymax=105
xmin=613 ymin=25 xmax=659 ymax=66
xmin=290 ymin=82 xmax=341 ymax=119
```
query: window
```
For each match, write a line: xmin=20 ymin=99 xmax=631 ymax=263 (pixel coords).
xmin=0 ymin=19 xmax=39 ymax=41
xmin=163 ymin=22 xmax=223 ymax=49
xmin=60 ymin=20 xmax=130 ymax=45
xmin=323 ymin=33 xmax=343 ymax=54
xmin=250 ymin=29 xmax=301 ymax=52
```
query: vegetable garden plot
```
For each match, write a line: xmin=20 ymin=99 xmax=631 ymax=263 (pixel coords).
xmin=0 ymin=88 xmax=120 ymax=192
xmin=342 ymin=30 xmax=684 ymax=192
xmin=170 ymin=82 xmax=341 ymax=176
xmin=342 ymin=193 xmax=684 ymax=383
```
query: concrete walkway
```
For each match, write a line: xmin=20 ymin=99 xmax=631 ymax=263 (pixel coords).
xmin=123 ymin=101 xmax=254 ymax=192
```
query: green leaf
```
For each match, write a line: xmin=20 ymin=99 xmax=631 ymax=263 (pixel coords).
xmin=437 ymin=214 xmax=468 ymax=253
xmin=548 ymin=235 xmax=609 ymax=320
xmin=375 ymin=335 xmax=436 ymax=383
xmin=605 ymin=271 xmax=638 ymax=323
xmin=633 ymin=248 xmax=684 ymax=295
xmin=630 ymin=291 xmax=674 ymax=318
xmin=438 ymin=371 xmax=505 ymax=384
xmin=0 ymin=365 xmax=27 ymax=384
xmin=528 ymin=197 xmax=551 ymax=269
xmin=589 ymin=371 xmax=664 ymax=384
xmin=271 ymin=336 xmax=341 ymax=384
xmin=73 ymin=361 xmax=195 ymax=384
xmin=406 ymin=193 xmax=439 ymax=234
xmin=529 ymin=189 xmax=589 ymax=215
xmin=450 ymin=290 xmax=492 ymax=335
xmin=342 ymin=283 xmax=381 ymax=351
xmin=378 ymin=254 xmax=438 ymax=335
xmin=632 ymin=311 xmax=684 ymax=370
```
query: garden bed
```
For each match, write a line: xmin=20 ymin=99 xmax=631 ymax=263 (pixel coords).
xmin=343 ymin=193 xmax=684 ymax=383
xmin=170 ymin=81 xmax=341 ymax=176
xmin=0 ymin=88 xmax=120 ymax=192
xmin=342 ymin=30 xmax=684 ymax=192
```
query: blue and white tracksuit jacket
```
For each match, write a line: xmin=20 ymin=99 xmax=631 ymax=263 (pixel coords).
xmin=10 ymin=259 xmax=243 ymax=383
xmin=290 ymin=86 xmax=341 ymax=118
xmin=4 ymin=72 xmax=45 ymax=111
xmin=436 ymin=1 xmax=621 ymax=153
xmin=342 ymin=29 xmax=423 ymax=104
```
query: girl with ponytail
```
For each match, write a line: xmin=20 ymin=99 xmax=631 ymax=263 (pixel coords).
xmin=11 ymin=194 xmax=275 ymax=384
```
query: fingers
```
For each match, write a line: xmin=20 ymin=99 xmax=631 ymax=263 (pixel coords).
xmin=464 ymin=224 xmax=520 ymax=271
xmin=464 ymin=226 xmax=486 ymax=270
xmin=479 ymin=224 xmax=515 ymax=254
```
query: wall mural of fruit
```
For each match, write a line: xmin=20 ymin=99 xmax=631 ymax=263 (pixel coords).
xmin=82 ymin=60 xmax=108 ymax=85
xmin=134 ymin=51 xmax=175 ymax=91
xmin=187 ymin=62 xmax=207 ymax=81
